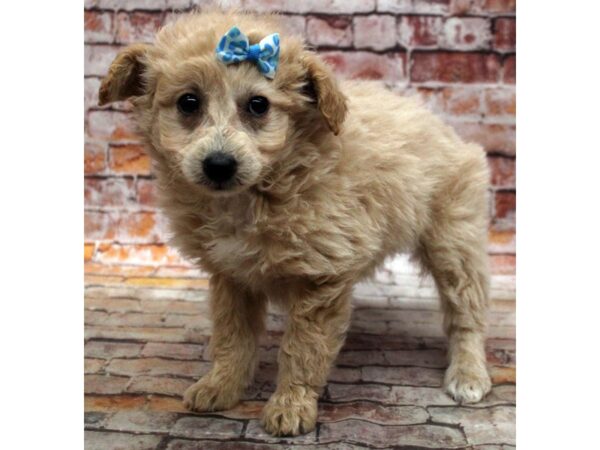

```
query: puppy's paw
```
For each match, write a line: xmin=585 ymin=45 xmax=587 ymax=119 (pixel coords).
xmin=262 ymin=388 xmax=318 ymax=436
xmin=183 ymin=376 xmax=241 ymax=412
xmin=444 ymin=363 xmax=492 ymax=404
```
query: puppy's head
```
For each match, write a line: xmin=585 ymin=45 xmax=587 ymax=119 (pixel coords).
xmin=99 ymin=11 xmax=347 ymax=197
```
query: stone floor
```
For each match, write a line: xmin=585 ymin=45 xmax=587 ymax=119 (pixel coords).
xmin=84 ymin=263 xmax=516 ymax=449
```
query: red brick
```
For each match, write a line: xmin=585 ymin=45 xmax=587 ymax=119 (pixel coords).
xmin=116 ymin=211 xmax=164 ymax=243
xmin=86 ymin=274 xmax=128 ymax=286
xmin=383 ymin=349 xmax=447 ymax=367
xmin=482 ymin=0 xmax=516 ymax=14
xmin=103 ymin=411 xmax=179 ymax=434
xmin=136 ymin=179 xmax=158 ymax=206
xmin=145 ymin=395 xmax=188 ymax=413
xmin=277 ymin=14 xmax=306 ymax=37
xmin=85 ymin=341 xmax=144 ymax=359
xmin=85 ymin=211 xmax=117 ymax=241
xmin=321 ymin=51 xmax=405 ymax=82
xmin=353 ymin=15 xmax=397 ymax=51
xmin=319 ymin=420 xmax=467 ymax=448
xmin=319 ymin=403 xmax=428 ymax=425
xmin=171 ymin=416 xmax=244 ymax=440
xmin=428 ymin=406 xmax=515 ymax=446
xmin=411 ymin=52 xmax=501 ymax=83
xmin=440 ymin=86 xmax=481 ymax=115
xmin=85 ymin=358 xmax=107 ymax=374
xmin=85 ymin=374 xmax=129 ymax=394
xmin=85 ymin=243 xmax=96 ymax=262
xmin=95 ymin=243 xmax=184 ymax=266
xmin=328 ymin=383 xmax=393 ymax=403
xmin=84 ymin=262 xmax=156 ymax=277
xmin=88 ymin=111 xmax=140 ymax=142
xmin=84 ymin=412 xmax=107 ymax=428
xmin=378 ymin=0 xmax=412 ymax=13
xmin=85 ymin=296 xmax=141 ymax=313
xmin=163 ymin=313 xmax=211 ymax=329
xmin=85 ymin=11 xmax=114 ymax=43
xmin=490 ymin=254 xmax=516 ymax=275
xmin=484 ymin=87 xmax=516 ymax=116
xmin=85 ymin=310 xmax=110 ymax=326
xmin=127 ymin=376 xmax=191 ymax=396
xmin=166 ymin=441 xmax=306 ymax=450
xmin=243 ymin=0 xmax=303 ymax=13
xmin=488 ymin=156 xmax=515 ymax=188
xmin=413 ymin=0 xmax=451 ymax=15
xmin=494 ymin=191 xmax=515 ymax=220
xmin=488 ymin=229 xmax=516 ymax=253
xmin=86 ymin=0 xmax=191 ymax=9
xmin=358 ymin=334 xmax=434 ymax=351
xmin=449 ymin=0 xmax=477 ymax=15
xmin=101 ymin=312 xmax=165 ymax=327
xmin=109 ymin=144 xmax=151 ymax=175
xmin=85 ymin=178 xmax=136 ymax=207
xmin=142 ymin=342 xmax=204 ymax=359
xmin=398 ymin=16 xmax=443 ymax=48
xmin=494 ymin=18 xmax=516 ymax=52
xmin=362 ymin=366 xmax=443 ymax=386
xmin=244 ymin=419 xmax=317 ymax=443
xmin=452 ymin=121 xmax=515 ymax=155
xmin=503 ymin=55 xmax=516 ymax=83
xmin=85 ymin=44 xmax=120 ymax=77
xmin=306 ymin=16 xmax=352 ymax=47
xmin=244 ymin=0 xmax=376 ymax=14
xmin=411 ymin=87 xmax=445 ymax=114
xmin=441 ymin=17 xmax=491 ymax=51
xmin=85 ymin=141 xmax=107 ymax=174
xmin=107 ymin=358 xmax=209 ymax=377
xmin=94 ymin=325 xmax=196 ymax=338
xmin=85 ymin=431 xmax=162 ymax=450
xmin=84 ymin=211 xmax=164 ymax=246
xmin=329 ymin=366 xmax=362 ymax=383
xmin=84 ymin=394 xmax=147 ymax=412
xmin=140 ymin=299 xmax=205 ymax=315
xmin=391 ymin=385 xmax=461 ymax=406
xmin=491 ymin=365 xmax=516 ymax=384
xmin=198 ymin=401 xmax=264 ymax=420
xmin=85 ymin=77 xmax=101 ymax=112
xmin=115 ymin=11 xmax=163 ymax=44
xmin=351 ymin=317 xmax=388 ymax=334
xmin=337 ymin=350 xmax=386 ymax=366
xmin=153 ymin=266 xmax=203 ymax=277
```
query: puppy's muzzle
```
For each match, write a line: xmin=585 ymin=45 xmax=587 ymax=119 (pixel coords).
xmin=202 ymin=151 xmax=238 ymax=184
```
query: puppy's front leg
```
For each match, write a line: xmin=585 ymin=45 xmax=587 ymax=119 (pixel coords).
xmin=262 ymin=283 xmax=352 ymax=436
xmin=183 ymin=274 xmax=265 ymax=412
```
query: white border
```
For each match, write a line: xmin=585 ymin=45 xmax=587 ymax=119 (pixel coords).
xmin=0 ymin=1 xmax=82 ymax=447
xmin=518 ymin=1 xmax=600 ymax=448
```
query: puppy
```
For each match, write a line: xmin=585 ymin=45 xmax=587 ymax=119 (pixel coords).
xmin=99 ymin=10 xmax=492 ymax=436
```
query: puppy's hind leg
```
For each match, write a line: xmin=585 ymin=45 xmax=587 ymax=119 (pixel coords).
xmin=183 ymin=274 xmax=266 ymax=412
xmin=418 ymin=202 xmax=492 ymax=404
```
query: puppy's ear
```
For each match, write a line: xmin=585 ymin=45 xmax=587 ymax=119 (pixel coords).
xmin=98 ymin=44 xmax=151 ymax=106
xmin=300 ymin=53 xmax=348 ymax=136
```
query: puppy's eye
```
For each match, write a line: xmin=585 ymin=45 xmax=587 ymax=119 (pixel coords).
xmin=177 ymin=93 xmax=200 ymax=115
xmin=247 ymin=96 xmax=269 ymax=117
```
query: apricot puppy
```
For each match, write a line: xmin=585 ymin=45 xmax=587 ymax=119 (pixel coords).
xmin=99 ymin=10 xmax=492 ymax=436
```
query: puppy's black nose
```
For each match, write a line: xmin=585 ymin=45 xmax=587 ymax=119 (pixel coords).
xmin=202 ymin=152 xmax=237 ymax=183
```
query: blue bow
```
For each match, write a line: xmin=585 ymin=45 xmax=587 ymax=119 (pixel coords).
xmin=215 ymin=26 xmax=280 ymax=79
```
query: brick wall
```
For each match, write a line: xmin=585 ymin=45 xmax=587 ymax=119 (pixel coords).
xmin=84 ymin=0 xmax=516 ymax=275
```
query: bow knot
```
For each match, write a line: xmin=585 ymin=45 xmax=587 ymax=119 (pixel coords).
xmin=216 ymin=26 xmax=280 ymax=79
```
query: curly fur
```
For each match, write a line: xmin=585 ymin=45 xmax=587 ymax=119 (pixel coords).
xmin=99 ymin=9 xmax=492 ymax=436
